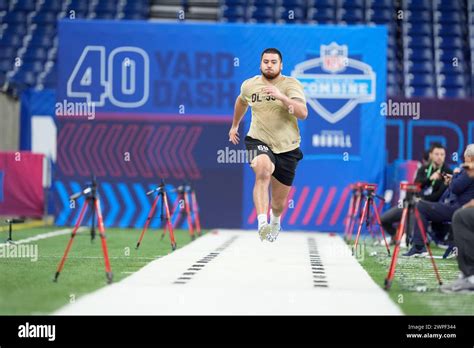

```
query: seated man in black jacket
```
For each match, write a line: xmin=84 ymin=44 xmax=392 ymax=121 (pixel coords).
xmin=404 ymin=144 xmax=474 ymax=257
xmin=381 ymin=143 xmax=452 ymax=241
xmin=441 ymin=160 xmax=474 ymax=293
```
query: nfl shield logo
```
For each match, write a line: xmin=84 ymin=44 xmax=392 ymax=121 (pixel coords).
xmin=321 ymin=42 xmax=348 ymax=74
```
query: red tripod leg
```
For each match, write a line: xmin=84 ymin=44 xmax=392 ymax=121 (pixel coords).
xmin=54 ymin=201 xmax=88 ymax=282
xmin=171 ymin=194 xmax=180 ymax=229
xmin=348 ymin=194 xmax=362 ymax=241
xmin=372 ymin=201 xmax=391 ymax=256
xmin=384 ymin=207 xmax=408 ymax=290
xmin=163 ymin=191 xmax=177 ymax=250
xmin=95 ymin=198 xmax=113 ymax=284
xmin=184 ymin=191 xmax=195 ymax=240
xmin=191 ymin=190 xmax=202 ymax=236
xmin=136 ymin=193 xmax=160 ymax=249
xmin=414 ymin=207 xmax=443 ymax=285
xmin=352 ymin=198 xmax=368 ymax=256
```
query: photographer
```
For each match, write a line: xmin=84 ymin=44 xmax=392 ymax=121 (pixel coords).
xmin=380 ymin=143 xmax=452 ymax=241
xmin=440 ymin=161 xmax=474 ymax=293
xmin=404 ymin=144 xmax=474 ymax=257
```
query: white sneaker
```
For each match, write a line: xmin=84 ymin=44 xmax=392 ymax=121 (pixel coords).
xmin=258 ymin=224 xmax=272 ymax=241
xmin=266 ymin=224 xmax=281 ymax=242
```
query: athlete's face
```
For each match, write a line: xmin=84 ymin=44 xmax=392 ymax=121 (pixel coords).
xmin=260 ymin=53 xmax=282 ymax=80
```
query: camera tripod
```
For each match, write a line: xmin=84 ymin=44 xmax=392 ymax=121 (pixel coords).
xmin=169 ymin=182 xmax=201 ymax=240
xmin=384 ymin=183 xmax=443 ymax=290
xmin=352 ymin=183 xmax=391 ymax=257
xmin=136 ymin=179 xmax=177 ymax=251
xmin=54 ymin=177 xmax=113 ymax=284
xmin=344 ymin=182 xmax=364 ymax=241
xmin=4 ymin=219 xmax=25 ymax=243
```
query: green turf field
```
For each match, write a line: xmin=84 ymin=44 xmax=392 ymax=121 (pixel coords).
xmin=0 ymin=225 xmax=196 ymax=315
xmin=350 ymin=238 xmax=474 ymax=315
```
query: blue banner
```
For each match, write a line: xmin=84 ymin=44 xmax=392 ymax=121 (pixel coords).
xmin=57 ymin=20 xmax=386 ymax=231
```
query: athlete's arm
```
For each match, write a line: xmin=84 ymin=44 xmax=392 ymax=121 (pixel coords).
xmin=261 ymin=85 xmax=308 ymax=120
xmin=229 ymin=96 xmax=248 ymax=145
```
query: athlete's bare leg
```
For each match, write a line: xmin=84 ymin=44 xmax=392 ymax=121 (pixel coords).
xmin=270 ymin=176 xmax=291 ymax=217
xmin=250 ymin=154 xmax=275 ymax=216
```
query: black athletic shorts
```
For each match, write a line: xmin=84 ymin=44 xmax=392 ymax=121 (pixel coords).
xmin=244 ymin=135 xmax=303 ymax=186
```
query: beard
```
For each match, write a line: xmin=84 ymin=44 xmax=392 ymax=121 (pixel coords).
xmin=261 ymin=68 xmax=281 ymax=80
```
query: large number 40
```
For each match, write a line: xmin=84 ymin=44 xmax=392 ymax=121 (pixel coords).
xmin=67 ymin=46 xmax=149 ymax=107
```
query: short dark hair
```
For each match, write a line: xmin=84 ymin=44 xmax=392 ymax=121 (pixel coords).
xmin=429 ymin=142 xmax=446 ymax=153
xmin=261 ymin=48 xmax=282 ymax=62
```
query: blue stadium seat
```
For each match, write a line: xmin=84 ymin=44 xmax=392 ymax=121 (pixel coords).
xmin=14 ymin=0 xmax=36 ymax=12
xmin=249 ymin=6 xmax=275 ymax=20
xmin=368 ymin=9 xmax=392 ymax=23
xmin=435 ymin=0 xmax=464 ymax=11
xmin=436 ymin=36 xmax=463 ymax=49
xmin=405 ymin=10 xmax=431 ymax=22
xmin=67 ymin=0 xmax=88 ymax=13
xmin=339 ymin=0 xmax=364 ymax=8
xmin=439 ymin=74 xmax=465 ymax=87
xmin=96 ymin=1 xmax=116 ymax=13
xmin=436 ymin=48 xmax=464 ymax=62
xmin=276 ymin=7 xmax=305 ymax=21
xmin=34 ymin=24 xmax=57 ymax=36
xmin=0 ymin=34 xmax=22 ymax=48
xmin=406 ymin=86 xmax=436 ymax=97
xmin=29 ymin=34 xmax=54 ymax=47
xmin=339 ymin=8 xmax=364 ymax=22
xmin=435 ymin=24 xmax=463 ymax=37
xmin=22 ymin=47 xmax=48 ymax=62
xmin=404 ymin=35 xmax=432 ymax=48
xmin=34 ymin=12 xmax=58 ymax=24
xmin=308 ymin=8 xmax=334 ymax=21
xmin=0 ymin=0 xmax=8 ymax=11
xmin=402 ymin=0 xmax=432 ymax=11
xmin=280 ymin=0 xmax=306 ymax=7
xmin=3 ymin=11 xmax=28 ymax=24
xmin=436 ymin=61 xmax=466 ymax=74
xmin=406 ymin=73 xmax=435 ymax=87
xmin=18 ymin=61 xmax=44 ymax=73
xmin=367 ymin=0 xmax=392 ymax=9
xmin=405 ymin=47 xmax=433 ymax=61
xmin=438 ymin=87 xmax=467 ymax=98
xmin=223 ymin=0 xmax=248 ymax=6
xmin=0 ymin=58 xmax=12 ymax=72
xmin=95 ymin=12 xmax=117 ymax=19
xmin=251 ymin=0 xmax=275 ymax=7
xmin=0 ymin=45 xmax=17 ymax=59
xmin=223 ymin=6 xmax=246 ymax=19
xmin=403 ymin=22 xmax=432 ymax=36
xmin=41 ymin=0 xmax=63 ymax=12
xmin=11 ymin=70 xmax=37 ymax=87
xmin=404 ymin=60 xmax=434 ymax=74
xmin=435 ymin=11 xmax=463 ymax=24
xmin=310 ymin=0 xmax=334 ymax=8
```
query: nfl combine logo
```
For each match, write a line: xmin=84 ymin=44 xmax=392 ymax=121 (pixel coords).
xmin=321 ymin=43 xmax=348 ymax=73
xmin=291 ymin=42 xmax=376 ymax=124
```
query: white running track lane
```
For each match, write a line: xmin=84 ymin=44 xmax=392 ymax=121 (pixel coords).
xmin=55 ymin=230 xmax=402 ymax=315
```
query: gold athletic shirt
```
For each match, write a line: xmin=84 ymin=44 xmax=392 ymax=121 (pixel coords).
xmin=238 ymin=74 xmax=306 ymax=154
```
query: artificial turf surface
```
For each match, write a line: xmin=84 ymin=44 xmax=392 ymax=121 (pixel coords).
xmin=350 ymin=237 xmax=474 ymax=315
xmin=0 ymin=225 xmax=196 ymax=315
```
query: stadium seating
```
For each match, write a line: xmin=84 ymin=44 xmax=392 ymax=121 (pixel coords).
xmin=0 ymin=0 xmax=473 ymax=99
xmin=0 ymin=0 xmax=149 ymax=94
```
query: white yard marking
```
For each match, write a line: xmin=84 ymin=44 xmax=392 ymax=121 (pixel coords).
xmin=55 ymin=230 xmax=402 ymax=315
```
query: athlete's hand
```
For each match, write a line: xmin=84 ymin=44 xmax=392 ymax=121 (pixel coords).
xmin=261 ymin=85 xmax=285 ymax=100
xmin=229 ymin=126 xmax=240 ymax=145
